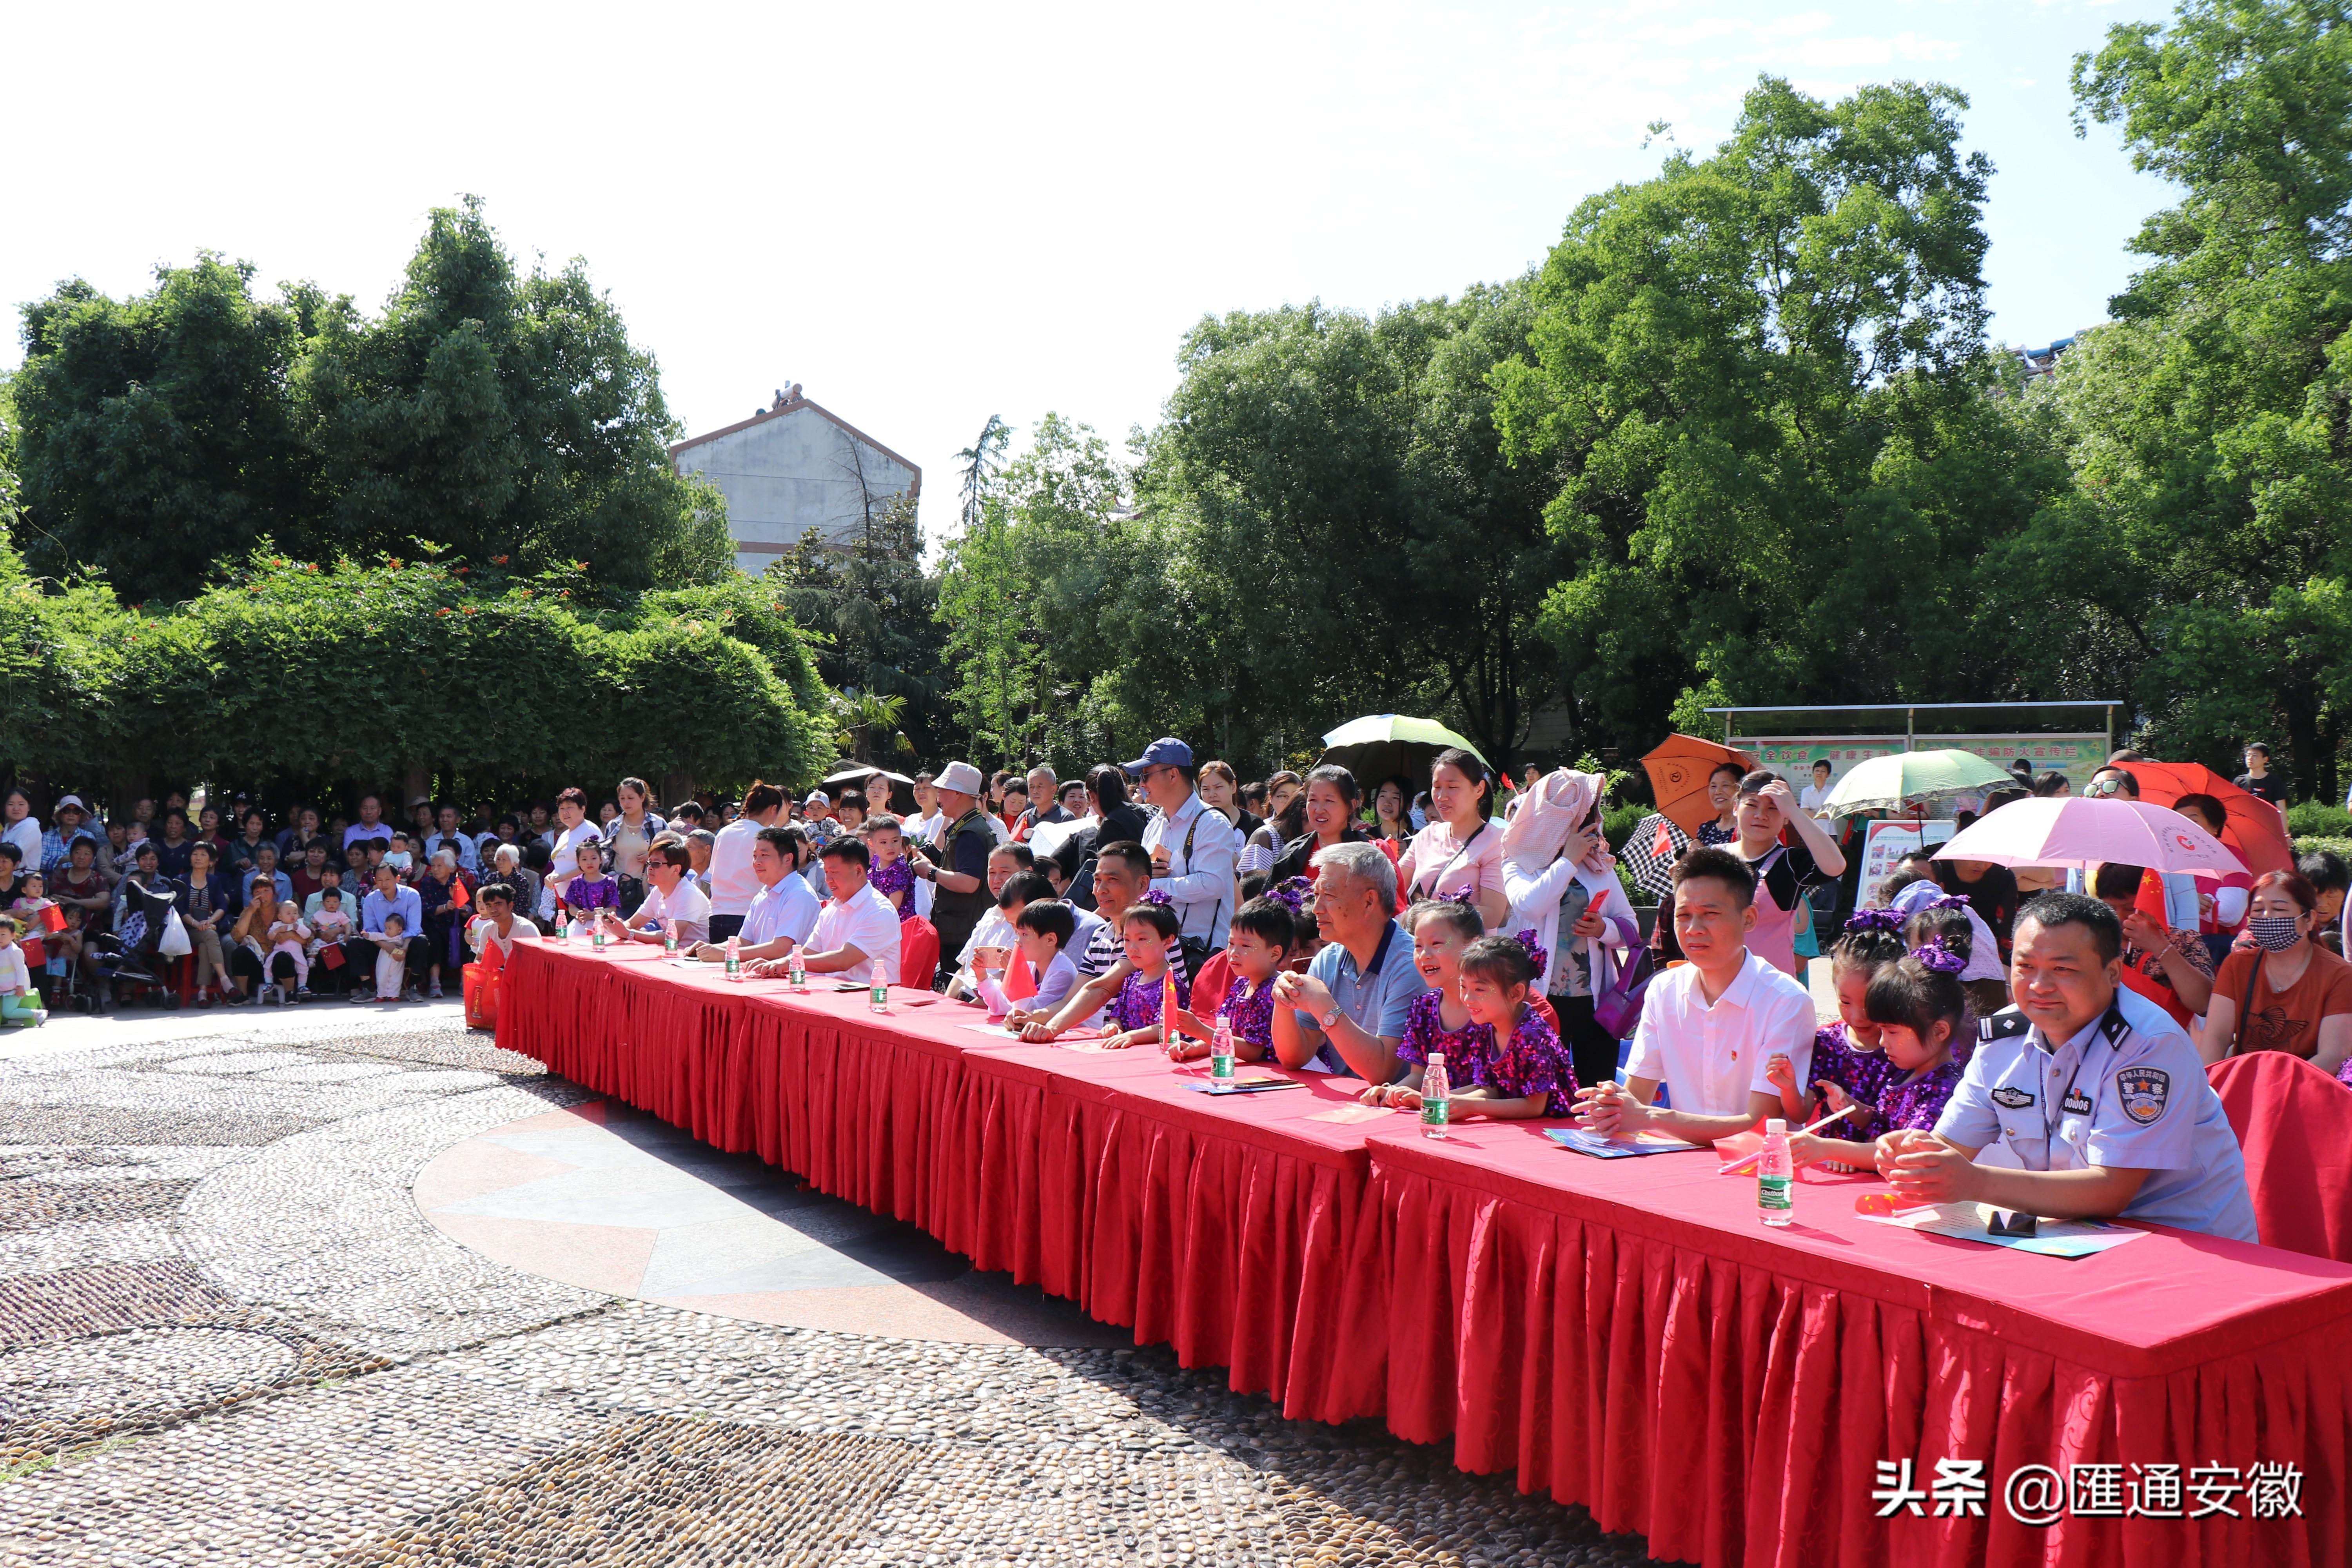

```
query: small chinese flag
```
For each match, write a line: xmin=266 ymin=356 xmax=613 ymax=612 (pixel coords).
xmin=38 ymin=903 xmax=65 ymax=934
xmin=1163 ymin=970 xmax=1178 ymax=1042
xmin=449 ymin=879 xmax=472 ymax=909
xmin=1654 ymin=820 xmax=1673 ymax=858
xmin=1003 ymin=955 xmax=1036 ymax=1002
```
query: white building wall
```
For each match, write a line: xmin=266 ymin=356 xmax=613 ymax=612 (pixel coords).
xmin=672 ymin=403 xmax=919 ymax=575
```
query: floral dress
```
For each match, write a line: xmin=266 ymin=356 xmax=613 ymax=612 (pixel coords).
xmin=1111 ymin=964 xmax=1190 ymax=1033
xmin=869 ymin=856 xmax=917 ymax=922
xmin=1217 ymin=973 xmax=1278 ymax=1055
xmin=1696 ymin=821 xmax=1738 ymax=847
xmin=1398 ymin=993 xmax=1579 ymax=1116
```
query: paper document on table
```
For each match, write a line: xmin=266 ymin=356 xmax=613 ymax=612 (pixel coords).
xmin=958 ymin=1021 xmax=1028 ymax=1040
xmin=1544 ymin=1128 xmax=1710 ymax=1159
xmin=1856 ymin=1201 xmax=2149 ymax=1258
xmin=1306 ymin=1103 xmax=1396 ymax=1124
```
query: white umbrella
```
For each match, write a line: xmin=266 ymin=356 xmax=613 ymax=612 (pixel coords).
xmin=1931 ymin=797 xmax=2247 ymax=877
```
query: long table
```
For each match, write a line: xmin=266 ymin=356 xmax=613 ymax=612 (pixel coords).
xmin=499 ymin=942 xmax=2352 ymax=1568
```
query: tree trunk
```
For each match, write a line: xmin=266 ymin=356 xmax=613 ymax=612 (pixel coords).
xmin=661 ymin=769 xmax=696 ymax=811
xmin=403 ymin=761 xmax=432 ymax=814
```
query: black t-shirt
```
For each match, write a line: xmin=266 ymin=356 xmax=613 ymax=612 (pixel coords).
xmin=1933 ymin=860 xmax=2020 ymax=944
xmin=2233 ymin=770 xmax=2292 ymax=807
xmin=1744 ymin=839 xmax=1824 ymax=912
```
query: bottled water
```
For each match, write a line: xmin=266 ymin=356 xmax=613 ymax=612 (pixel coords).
xmin=788 ymin=948 xmax=805 ymax=991
xmin=662 ymin=918 xmax=677 ymax=954
xmin=724 ymin=935 xmax=741 ymax=981
xmin=1758 ymin=1118 xmax=1794 ymax=1226
xmin=1210 ymin=1014 xmax=1234 ymax=1082
xmin=1421 ymin=1053 xmax=1450 ymax=1138
xmin=589 ymin=918 xmax=605 ymax=952
xmin=869 ymin=974 xmax=889 ymax=1013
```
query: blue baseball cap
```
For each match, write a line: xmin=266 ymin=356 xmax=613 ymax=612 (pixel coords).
xmin=1121 ymin=737 xmax=1194 ymax=777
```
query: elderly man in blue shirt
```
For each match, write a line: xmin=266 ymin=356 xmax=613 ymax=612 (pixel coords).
xmin=1271 ymin=841 xmax=1430 ymax=1078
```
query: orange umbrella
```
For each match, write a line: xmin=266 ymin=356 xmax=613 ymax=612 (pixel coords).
xmin=1641 ymin=734 xmax=1760 ymax=838
xmin=2117 ymin=762 xmax=2293 ymax=878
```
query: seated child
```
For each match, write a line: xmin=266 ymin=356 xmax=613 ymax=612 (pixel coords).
xmin=1169 ymin=897 xmax=1294 ymax=1064
xmin=1359 ymin=900 xmax=1481 ymax=1093
xmin=0 ymin=916 xmax=45 ymax=1027
xmin=950 ymin=871 xmax=1050 ymax=1003
xmin=367 ymin=912 xmax=410 ymax=1003
xmin=1369 ymin=931 xmax=1574 ymax=1120
xmin=1102 ymin=902 xmax=1189 ymax=1051
xmin=557 ymin=840 xmax=621 ymax=922
xmin=9 ymin=872 xmax=54 ymax=999
xmin=1768 ymin=911 xmax=1909 ymax=1160
xmin=865 ymin=815 xmax=916 ymax=922
xmin=1011 ymin=899 xmax=1082 ymax=1015
xmin=1791 ymin=939 xmax=1970 ymax=1167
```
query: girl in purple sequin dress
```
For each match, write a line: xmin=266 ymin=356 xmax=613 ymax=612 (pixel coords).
xmin=1369 ymin=920 xmax=1577 ymax=1121
xmin=1105 ymin=902 xmax=1190 ymax=1049
xmin=864 ymin=816 xmax=918 ymax=922
xmin=1771 ymin=912 xmax=1910 ymax=1163
xmin=1791 ymin=940 xmax=1972 ymax=1167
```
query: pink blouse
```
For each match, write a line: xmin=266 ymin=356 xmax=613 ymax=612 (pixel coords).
xmin=1403 ymin=819 xmax=1504 ymax=906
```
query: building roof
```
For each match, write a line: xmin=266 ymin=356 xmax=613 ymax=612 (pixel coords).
xmin=669 ymin=388 xmax=922 ymax=488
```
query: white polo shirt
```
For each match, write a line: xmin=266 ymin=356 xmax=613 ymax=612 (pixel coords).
xmin=632 ymin=876 xmax=711 ymax=946
xmin=810 ymin=882 xmax=902 ymax=985
xmin=1624 ymin=949 xmax=1818 ymax=1116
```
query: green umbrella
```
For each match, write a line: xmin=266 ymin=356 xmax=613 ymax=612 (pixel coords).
xmin=1317 ymin=715 xmax=1490 ymax=797
xmin=1818 ymin=749 xmax=2015 ymax=817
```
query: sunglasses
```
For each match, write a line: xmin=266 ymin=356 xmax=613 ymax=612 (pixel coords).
xmin=2085 ymin=777 xmax=2125 ymax=797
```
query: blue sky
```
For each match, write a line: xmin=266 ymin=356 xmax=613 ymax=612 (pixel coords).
xmin=4 ymin=1 xmax=2173 ymax=543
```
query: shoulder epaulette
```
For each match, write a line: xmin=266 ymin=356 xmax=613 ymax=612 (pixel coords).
xmin=1979 ymin=1007 xmax=2031 ymax=1043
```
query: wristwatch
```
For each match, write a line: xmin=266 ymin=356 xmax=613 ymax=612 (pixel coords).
xmin=1319 ymin=1006 xmax=1341 ymax=1030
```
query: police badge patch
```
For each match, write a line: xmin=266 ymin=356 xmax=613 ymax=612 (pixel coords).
xmin=1992 ymin=1086 xmax=2035 ymax=1109
xmin=2117 ymin=1067 xmax=2171 ymax=1124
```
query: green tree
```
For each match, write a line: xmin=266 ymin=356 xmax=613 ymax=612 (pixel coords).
xmin=1493 ymin=76 xmax=2047 ymax=757
xmin=1995 ymin=0 xmax=2352 ymax=796
xmin=5 ymin=200 xmax=731 ymax=606
xmin=764 ymin=490 xmax=949 ymax=757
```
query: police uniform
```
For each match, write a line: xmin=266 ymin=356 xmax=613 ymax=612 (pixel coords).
xmin=1935 ymin=989 xmax=2259 ymax=1243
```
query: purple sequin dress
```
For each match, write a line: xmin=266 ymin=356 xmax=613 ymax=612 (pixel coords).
xmin=1399 ymin=993 xmax=1579 ymax=1116
xmin=1218 ymin=974 xmax=1278 ymax=1054
xmin=1111 ymin=965 xmax=1191 ymax=1032
xmin=869 ymin=857 xmax=917 ymax=922
xmin=1809 ymin=1022 xmax=1900 ymax=1145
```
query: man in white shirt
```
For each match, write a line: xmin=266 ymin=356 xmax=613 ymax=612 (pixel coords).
xmin=690 ymin=824 xmax=818 ymax=964
xmin=1577 ymin=846 xmax=1818 ymax=1142
xmin=776 ymin=837 xmax=900 ymax=985
xmin=1797 ymin=759 xmax=1835 ymax=818
xmin=1128 ymin=737 xmax=1240 ymax=956
xmin=608 ymin=835 xmax=711 ymax=946
xmin=706 ymin=782 xmax=784 ymax=943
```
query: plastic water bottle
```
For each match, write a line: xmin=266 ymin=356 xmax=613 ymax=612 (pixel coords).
xmin=1421 ymin=1052 xmax=1450 ymax=1138
xmin=724 ymin=935 xmax=741 ymax=981
xmin=1758 ymin=1117 xmax=1793 ymax=1227
xmin=788 ymin=947 xmax=806 ymax=991
xmin=557 ymin=919 xmax=570 ymax=946
xmin=662 ymin=918 xmax=678 ymax=954
xmin=589 ymin=918 xmax=605 ymax=952
xmin=870 ymin=974 xmax=889 ymax=1013
xmin=1210 ymin=1014 xmax=1234 ymax=1082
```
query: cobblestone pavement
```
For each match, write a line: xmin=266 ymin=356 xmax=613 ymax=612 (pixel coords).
xmin=0 ymin=1013 xmax=1667 ymax=1566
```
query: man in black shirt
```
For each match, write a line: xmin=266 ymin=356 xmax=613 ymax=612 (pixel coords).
xmin=2233 ymin=742 xmax=2293 ymax=808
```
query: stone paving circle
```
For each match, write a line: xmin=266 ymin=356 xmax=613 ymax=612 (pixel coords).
xmin=0 ymin=1007 xmax=1667 ymax=1565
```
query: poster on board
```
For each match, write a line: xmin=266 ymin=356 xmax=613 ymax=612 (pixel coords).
xmin=1856 ymin=819 xmax=1956 ymax=903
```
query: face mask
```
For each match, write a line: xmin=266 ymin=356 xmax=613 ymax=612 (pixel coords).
xmin=2246 ymin=914 xmax=2303 ymax=952
xmin=385 ymin=852 xmax=413 ymax=871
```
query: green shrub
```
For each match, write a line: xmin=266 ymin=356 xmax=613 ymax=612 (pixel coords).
xmin=2286 ymin=801 xmax=2352 ymax=838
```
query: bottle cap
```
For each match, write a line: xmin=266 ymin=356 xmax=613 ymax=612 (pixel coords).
xmin=1428 ymin=1052 xmax=1445 ymax=1066
xmin=1766 ymin=1118 xmax=1787 ymax=1134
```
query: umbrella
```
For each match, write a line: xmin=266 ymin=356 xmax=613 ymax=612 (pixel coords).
xmin=1619 ymin=812 xmax=1690 ymax=899
xmin=821 ymin=767 xmax=916 ymax=815
xmin=1639 ymin=734 xmax=1758 ymax=838
xmin=2118 ymin=761 xmax=2294 ymax=878
xmin=1318 ymin=715 xmax=1489 ymax=797
xmin=1818 ymin=749 xmax=2015 ymax=817
xmin=1931 ymin=797 xmax=2248 ymax=878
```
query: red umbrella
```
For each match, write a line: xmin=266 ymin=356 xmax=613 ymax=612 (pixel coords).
xmin=2117 ymin=762 xmax=2293 ymax=878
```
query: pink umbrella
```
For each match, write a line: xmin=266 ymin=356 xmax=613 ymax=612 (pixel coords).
xmin=1931 ymin=797 xmax=2249 ymax=878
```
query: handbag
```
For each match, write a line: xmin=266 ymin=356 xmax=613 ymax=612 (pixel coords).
xmin=1590 ymin=913 xmax=1655 ymax=1038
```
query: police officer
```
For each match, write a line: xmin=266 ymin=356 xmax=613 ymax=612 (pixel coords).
xmin=1881 ymin=892 xmax=2259 ymax=1243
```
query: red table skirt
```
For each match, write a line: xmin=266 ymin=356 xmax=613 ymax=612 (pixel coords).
xmin=499 ymin=946 xmax=2352 ymax=1568
xmin=498 ymin=947 xmax=1356 ymax=1411
xmin=1339 ymin=1161 xmax=2347 ymax=1568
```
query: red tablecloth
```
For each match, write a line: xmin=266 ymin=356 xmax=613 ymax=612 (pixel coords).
xmin=499 ymin=942 xmax=2352 ymax=1568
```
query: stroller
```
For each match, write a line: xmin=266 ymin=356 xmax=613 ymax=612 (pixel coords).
xmin=83 ymin=878 xmax=185 ymax=1012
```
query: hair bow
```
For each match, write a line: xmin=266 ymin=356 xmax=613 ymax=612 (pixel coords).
xmin=1842 ymin=907 xmax=1904 ymax=935
xmin=1266 ymin=877 xmax=1313 ymax=914
xmin=1911 ymin=938 xmax=1967 ymax=975
xmin=1140 ymin=889 xmax=1172 ymax=909
xmin=1926 ymin=893 xmax=1975 ymax=913
xmin=1513 ymin=927 xmax=1549 ymax=981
